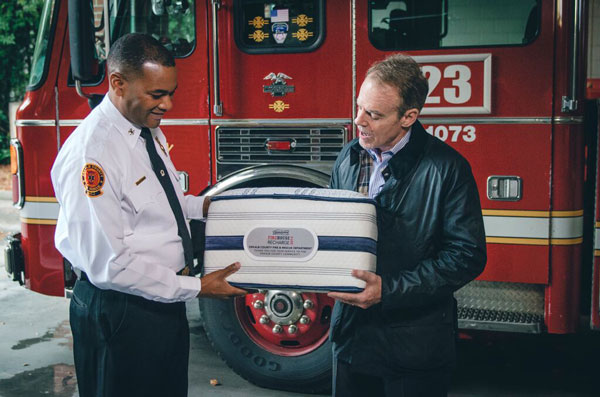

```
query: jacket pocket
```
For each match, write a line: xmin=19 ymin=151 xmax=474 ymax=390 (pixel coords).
xmin=386 ymin=299 xmax=455 ymax=327
xmin=386 ymin=322 xmax=456 ymax=370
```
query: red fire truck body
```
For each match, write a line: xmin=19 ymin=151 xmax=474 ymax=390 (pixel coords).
xmin=6 ymin=0 xmax=600 ymax=392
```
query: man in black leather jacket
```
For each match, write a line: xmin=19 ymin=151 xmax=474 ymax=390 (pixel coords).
xmin=327 ymin=54 xmax=486 ymax=396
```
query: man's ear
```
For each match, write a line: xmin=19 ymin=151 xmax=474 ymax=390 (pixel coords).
xmin=400 ymin=108 xmax=419 ymax=128
xmin=109 ymin=72 xmax=126 ymax=96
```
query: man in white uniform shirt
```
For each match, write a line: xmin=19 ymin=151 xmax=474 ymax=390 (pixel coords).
xmin=51 ymin=33 xmax=245 ymax=397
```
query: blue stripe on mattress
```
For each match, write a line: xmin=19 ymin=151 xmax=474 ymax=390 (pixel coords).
xmin=212 ymin=194 xmax=376 ymax=205
xmin=205 ymin=235 xmax=377 ymax=255
xmin=229 ymin=282 xmax=364 ymax=293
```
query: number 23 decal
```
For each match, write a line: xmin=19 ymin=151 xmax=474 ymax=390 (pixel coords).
xmin=425 ymin=125 xmax=477 ymax=143
xmin=422 ymin=64 xmax=472 ymax=105
xmin=414 ymin=54 xmax=492 ymax=115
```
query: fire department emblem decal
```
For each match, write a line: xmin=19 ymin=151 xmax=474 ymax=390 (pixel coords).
xmin=292 ymin=28 xmax=313 ymax=42
xmin=272 ymin=22 xmax=288 ymax=44
xmin=249 ymin=16 xmax=268 ymax=29
xmin=81 ymin=163 xmax=105 ymax=197
xmin=249 ymin=30 xmax=269 ymax=42
xmin=292 ymin=14 xmax=313 ymax=27
xmin=269 ymin=100 xmax=290 ymax=112
xmin=263 ymin=72 xmax=295 ymax=97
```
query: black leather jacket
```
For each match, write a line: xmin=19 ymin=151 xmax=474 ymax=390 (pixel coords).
xmin=329 ymin=121 xmax=486 ymax=374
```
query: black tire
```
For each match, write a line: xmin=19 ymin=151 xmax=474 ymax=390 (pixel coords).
xmin=199 ymin=297 xmax=332 ymax=394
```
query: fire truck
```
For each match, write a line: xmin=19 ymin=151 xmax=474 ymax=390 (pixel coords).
xmin=5 ymin=0 xmax=600 ymax=393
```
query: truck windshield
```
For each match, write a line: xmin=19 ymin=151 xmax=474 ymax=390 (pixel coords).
xmin=369 ymin=0 xmax=540 ymax=50
xmin=108 ymin=0 xmax=195 ymax=57
xmin=28 ymin=0 xmax=58 ymax=89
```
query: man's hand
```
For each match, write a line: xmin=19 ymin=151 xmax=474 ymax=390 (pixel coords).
xmin=197 ymin=262 xmax=247 ymax=298
xmin=327 ymin=270 xmax=382 ymax=309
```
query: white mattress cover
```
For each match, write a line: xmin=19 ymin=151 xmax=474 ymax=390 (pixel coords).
xmin=203 ymin=187 xmax=377 ymax=292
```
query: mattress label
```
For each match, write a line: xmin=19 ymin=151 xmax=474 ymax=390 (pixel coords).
xmin=244 ymin=227 xmax=318 ymax=261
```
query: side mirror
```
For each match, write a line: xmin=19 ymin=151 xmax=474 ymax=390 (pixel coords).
xmin=68 ymin=0 xmax=95 ymax=82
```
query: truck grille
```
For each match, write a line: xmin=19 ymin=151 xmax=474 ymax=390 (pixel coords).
xmin=216 ymin=127 xmax=346 ymax=179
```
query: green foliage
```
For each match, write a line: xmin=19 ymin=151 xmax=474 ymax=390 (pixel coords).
xmin=0 ymin=0 xmax=44 ymax=164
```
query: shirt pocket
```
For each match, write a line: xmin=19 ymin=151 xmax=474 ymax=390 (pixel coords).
xmin=127 ymin=177 xmax=163 ymax=213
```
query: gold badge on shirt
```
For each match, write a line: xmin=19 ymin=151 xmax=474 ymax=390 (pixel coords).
xmin=81 ymin=163 xmax=105 ymax=197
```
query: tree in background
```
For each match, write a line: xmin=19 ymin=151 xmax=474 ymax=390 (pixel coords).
xmin=0 ymin=0 xmax=44 ymax=164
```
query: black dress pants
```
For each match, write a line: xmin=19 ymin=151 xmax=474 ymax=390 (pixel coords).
xmin=70 ymin=279 xmax=189 ymax=397
xmin=333 ymin=359 xmax=451 ymax=397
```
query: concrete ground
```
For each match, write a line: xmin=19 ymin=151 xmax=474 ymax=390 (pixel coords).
xmin=0 ymin=273 xmax=318 ymax=397
xmin=0 ymin=190 xmax=313 ymax=397
xmin=0 ymin=265 xmax=318 ymax=397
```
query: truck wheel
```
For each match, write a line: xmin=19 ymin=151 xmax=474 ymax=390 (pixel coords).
xmin=199 ymin=290 xmax=333 ymax=394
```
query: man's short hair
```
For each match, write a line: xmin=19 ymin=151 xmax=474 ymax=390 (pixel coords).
xmin=366 ymin=53 xmax=429 ymax=116
xmin=107 ymin=33 xmax=175 ymax=80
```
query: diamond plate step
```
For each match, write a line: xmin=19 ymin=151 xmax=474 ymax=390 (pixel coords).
xmin=455 ymin=280 xmax=545 ymax=333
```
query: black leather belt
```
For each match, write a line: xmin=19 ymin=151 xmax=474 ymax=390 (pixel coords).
xmin=79 ymin=271 xmax=89 ymax=282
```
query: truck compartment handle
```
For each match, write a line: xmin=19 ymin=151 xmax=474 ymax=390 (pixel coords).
xmin=212 ymin=0 xmax=223 ymax=116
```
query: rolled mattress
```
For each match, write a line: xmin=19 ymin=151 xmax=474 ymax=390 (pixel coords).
xmin=203 ymin=187 xmax=378 ymax=292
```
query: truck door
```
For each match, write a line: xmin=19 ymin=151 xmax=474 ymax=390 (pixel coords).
xmin=356 ymin=0 xmax=565 ymax=333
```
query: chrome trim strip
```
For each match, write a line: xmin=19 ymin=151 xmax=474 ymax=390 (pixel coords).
xmin=103 ymin=0 xmax=110 ymax=55
xmin=204 ymin=165 xmax=330 ymax=196
xmin=16 ymin=119 xmax=211 ymax=127
xmin=569 ymin=0 xmax=583 ymax=110
xmin=16 ymin=117 xmax=584 ymax=128
xmin=211 ymin=0 xmax=223 ymax=116
xmin=160 ymin=119 xmax=210 ymax=126
xmin=419 ymin=117 xmax=584 ymax=124
xmin=55 ymin=87 xmax=60 ymax=151
xmin=413 ymin=53 xmax=493 ymax=63
xmin=16 ymin=120 xmax=56 ymax=127
xmin=213 ymin=119 xmax=352 ymax=127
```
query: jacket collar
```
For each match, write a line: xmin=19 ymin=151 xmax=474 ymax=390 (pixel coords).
xmin=350 ymin=120 xmax=428 ymax=180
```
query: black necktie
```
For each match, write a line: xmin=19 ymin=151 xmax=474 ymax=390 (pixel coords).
xmin=141 ymin=127 xmax=194 ymax=275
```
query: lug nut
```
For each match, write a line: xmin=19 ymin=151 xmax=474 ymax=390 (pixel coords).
xmin=253 ymin=300 xmax=264 ymax=309
xmin=288 ymin=324 xmax=298 ymax=334
xmin=299 ymin=315 xmax=310 ymax=324
xmin=272 ymin=324 xmax=283 ymax=334
xmin=303 ymin=299 xmax=314 ymax=309
xmin=259 ymin=315 xmax=270 ymax=324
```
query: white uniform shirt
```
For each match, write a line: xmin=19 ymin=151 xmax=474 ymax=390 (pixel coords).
xmin=51 ymin=95 xmax=203 ymax=302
